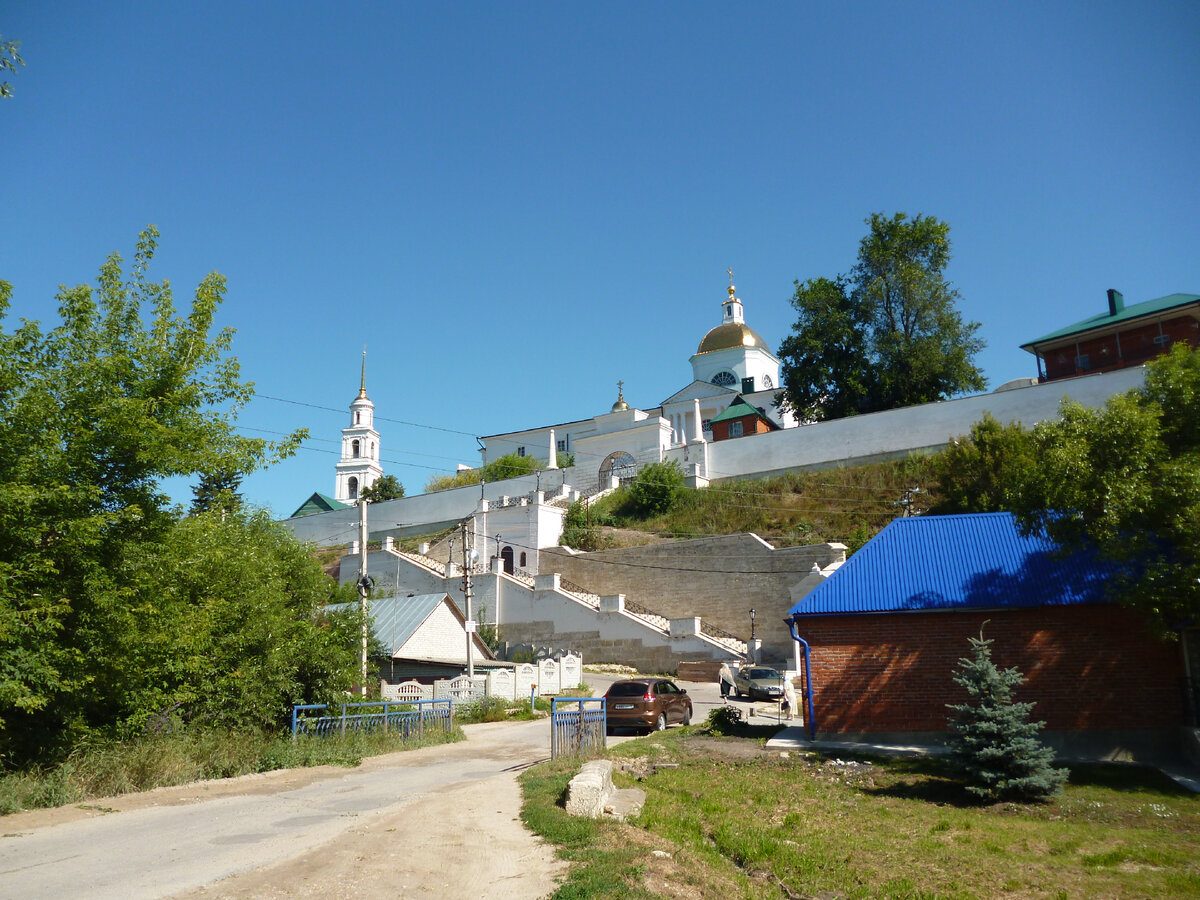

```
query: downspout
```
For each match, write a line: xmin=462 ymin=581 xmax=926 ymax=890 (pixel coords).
xmin=784 ymin=616 xmax=816 ymax=740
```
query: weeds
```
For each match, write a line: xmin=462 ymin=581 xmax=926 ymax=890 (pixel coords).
xmin=0 ymin=726 xmax=462 ymax=815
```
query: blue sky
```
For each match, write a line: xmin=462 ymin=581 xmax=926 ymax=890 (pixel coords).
xmin=4 ymin=2 xmax=1197 ymax=517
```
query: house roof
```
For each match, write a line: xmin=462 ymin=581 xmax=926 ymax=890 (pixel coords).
xmin=1021 ymin=293 xmax=1200 ymax=351
xmin=289 ymin=491 xmax=350 ymax=519
xmin=788 ymin=512 xmax=1110 ymax=618
xmin=331 ymin=592 xmax=495 ymax=660
xmin=710 ymin=395 xmax=769 ymax=425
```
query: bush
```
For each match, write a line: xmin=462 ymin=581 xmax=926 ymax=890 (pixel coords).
xmin=627 ymin=459 xmax=686 ymax=517
xmin=947 ymin=632 xmax=1067 ymax=802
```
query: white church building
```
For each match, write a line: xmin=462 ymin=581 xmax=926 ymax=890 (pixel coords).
xmin=478 ymin=278 xmax=798 ymax=495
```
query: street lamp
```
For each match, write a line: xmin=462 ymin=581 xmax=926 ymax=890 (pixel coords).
xmin=750 ymin=608 xmax=756 ymax=643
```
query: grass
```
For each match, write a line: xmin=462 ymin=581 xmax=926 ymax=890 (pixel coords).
xmin=520 ymin=726 xmax=1200 ymax=899
xmin=0 ymin=724 xmax=462 ymax=815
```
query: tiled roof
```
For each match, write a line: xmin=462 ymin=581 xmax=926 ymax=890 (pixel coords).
xmin=788 ymin=512 xmax=1110 ymax=617
xmin=1021 ymin=293 xmax=1200 ymax=350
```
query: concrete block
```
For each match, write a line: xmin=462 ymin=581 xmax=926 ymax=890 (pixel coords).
xmin=565 ymin=760 xmax=614 ymax=818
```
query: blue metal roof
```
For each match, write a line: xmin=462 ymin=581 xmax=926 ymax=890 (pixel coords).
xmin=788 ymin=512 xmax=1110 ymax=617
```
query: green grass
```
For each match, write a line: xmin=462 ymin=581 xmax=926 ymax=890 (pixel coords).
xmin=520 ymin=727 xmax=1200 ymax=899
xmin=0 ymin=725 xmax=462 ymax=815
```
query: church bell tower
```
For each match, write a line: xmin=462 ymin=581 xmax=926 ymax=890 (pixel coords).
xmin=334 ymin=351 xmax=384 ymax=503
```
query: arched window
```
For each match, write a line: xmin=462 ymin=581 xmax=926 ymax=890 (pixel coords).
xmin=370 ymin=441 xmax=375 ymax=458
xmin=711 ymin=371 xmax=737 ymax=387
xmin=501 ymin=546 xmax=515 ymax=574
xmin=348 ymin=476 xmax=359 ymax=500
xmin=352 ymin=439 xmax=360 ymax=458
xmin=355 ymin=411 xmax=361 ymax=424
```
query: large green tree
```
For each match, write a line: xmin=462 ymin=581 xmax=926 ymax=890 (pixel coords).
xmin=778 ymin=212 xmax=987 ymax=419
xmin=0 ymin=230 xmax=360 ymax=765
xmin=1011 ymin=344 xmax=1200 ymax=636
xmin=360 ymin=473 xmax=405 ymax=502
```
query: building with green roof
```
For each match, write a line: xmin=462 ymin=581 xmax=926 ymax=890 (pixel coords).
xmin=1021 ymin=289 xmax=1200 ymax=382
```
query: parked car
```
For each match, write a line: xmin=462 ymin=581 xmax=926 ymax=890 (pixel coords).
xmin=604 ymin=678 xmax=693 ymax=734
xmin=731 ymin=666 xmax=786 ymax=701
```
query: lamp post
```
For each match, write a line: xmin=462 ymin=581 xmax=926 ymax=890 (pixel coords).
xmin=495 ymin=533 xmax=502 ymax=570
xmin=749 ymin=608 xmax=757 ymax=665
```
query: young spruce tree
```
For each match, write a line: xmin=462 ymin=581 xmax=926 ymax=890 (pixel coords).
xmin=947 ymin=632 xmax=1067 ymax=801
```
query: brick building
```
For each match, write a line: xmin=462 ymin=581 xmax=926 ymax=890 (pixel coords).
xmin=1021 ymin=289 xmax=1200 ymax=382
xmin=707 ymin=394 xmax=779 ymax=441
xmin=786 ymin=513 xmax=1190 ymax=761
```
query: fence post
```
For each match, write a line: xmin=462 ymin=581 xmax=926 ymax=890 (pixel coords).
xmin=384 ymin=701 xmax=389 ymax=735
xmin=340 ymin=703 xmax=347 ymax=737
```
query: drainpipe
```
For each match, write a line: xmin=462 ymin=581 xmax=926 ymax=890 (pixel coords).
xmin=784 ymin=616 xmax=816 ymax=741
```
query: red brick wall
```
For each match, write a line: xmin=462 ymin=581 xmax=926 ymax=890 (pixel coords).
xmin=795 ymin=605 xmax=1184 ymax=735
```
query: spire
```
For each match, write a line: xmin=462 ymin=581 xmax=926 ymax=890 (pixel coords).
xmin=610 ymin=379 xmax=630 ymax=412
xmin=358 ymin=346 xmax=368 ymax=399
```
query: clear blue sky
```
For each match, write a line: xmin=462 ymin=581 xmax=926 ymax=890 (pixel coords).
xmin=4 ymin=2 xmax=1197 ymax=517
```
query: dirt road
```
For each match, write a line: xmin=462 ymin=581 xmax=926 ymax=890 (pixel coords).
xmin=0 ymin=719 xmax=565 ymax=900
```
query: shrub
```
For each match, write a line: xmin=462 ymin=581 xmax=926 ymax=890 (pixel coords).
xmin=947 ymin=632 xmax=1067 ymax=802
xmin=627 ymin=459 xmax=686 ymax=517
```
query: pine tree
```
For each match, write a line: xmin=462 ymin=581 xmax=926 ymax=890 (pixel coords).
xmin=946 ymin=632 xmax=1067 ymax=801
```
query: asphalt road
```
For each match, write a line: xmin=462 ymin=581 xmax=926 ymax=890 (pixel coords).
xmin=0 ymin=718 xmax=564 ymax=900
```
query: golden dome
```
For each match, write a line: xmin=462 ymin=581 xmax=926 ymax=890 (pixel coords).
xmin=696 ymin=322 xmax=769 ymax=354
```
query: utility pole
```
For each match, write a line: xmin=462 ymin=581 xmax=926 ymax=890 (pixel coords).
xmin=896 ymin=487 xmax=924 ymax=517
xmin=460 ymin=521 xmax=475 ymax=679
xmin=357 ymin=497 xmax=371 ymax=696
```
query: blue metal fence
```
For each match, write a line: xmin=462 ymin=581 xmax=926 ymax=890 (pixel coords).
xmin=550 ymin=697 xmax=606 ymax=759
xmin=291 ymin=699 xmax=453 ymax=740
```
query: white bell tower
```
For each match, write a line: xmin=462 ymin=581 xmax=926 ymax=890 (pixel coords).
xmin=334 ymin=350 xmax=384 ymax=503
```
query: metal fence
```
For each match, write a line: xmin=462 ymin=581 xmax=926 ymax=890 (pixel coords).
xmin=550 ymin=697 xmax=606 ymax=759
xmin=291 ymin=699 xmax=453 ymax=740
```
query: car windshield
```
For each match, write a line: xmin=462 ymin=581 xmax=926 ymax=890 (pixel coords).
xmin=607 ymin=682 xmax=651 ymax=697
xmin=748 ymin=668 xmax=779 ymax=680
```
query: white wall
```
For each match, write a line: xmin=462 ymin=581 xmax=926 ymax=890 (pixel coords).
xmin=703 ymin=367 xmax=1146 ymax=482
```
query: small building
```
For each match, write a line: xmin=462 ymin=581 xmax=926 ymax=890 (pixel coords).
xmin=707 ymin=394 xmax=779 ymax=441
xmin=786 ymin=512 xmax=1188 ymax=761
xmin=363 ymin=592 xmax=500 ymax=683
xmin=1022 ymin=289 xmax=1200 ymax=382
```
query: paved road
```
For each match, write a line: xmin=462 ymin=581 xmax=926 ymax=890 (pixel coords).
xmin=0 ymin=719 xmax=565 ymax=900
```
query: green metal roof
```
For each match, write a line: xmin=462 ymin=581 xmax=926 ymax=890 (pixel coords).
xmin=710 ymin=395 xmax=767 ymax=425
xmin=289 ymin=491 xmax=350 ymax=518
xmin=1021 ymin=293 xmax=1200 ymax=352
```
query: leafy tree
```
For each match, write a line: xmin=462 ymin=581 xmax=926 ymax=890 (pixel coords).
xmin=425 ymin=450 xmax=570 ymax=493
xmin=0 ymin=36 xmax=22 ymax=99
xmin=360 ymin=473 xmax=405 ymax=502
xmin=1012 ymin=344 xmax=1200 ymax=636
xmin=560 ymin=499 xmax=603 ymax=551
xmin=0 ymin=230 xmax=334 ymax=765
xmin=932 ymin=414 xmax=1037 ymax=514
xmin=779 ymin=212 xmax=986 ymax=419
xmin=627 ymin=459 xmax=686 ymax=517
xmin=947 ymin=632 xmax=1067 ymax=802
xmin=776 ymin=276 xmax=873 ymax=421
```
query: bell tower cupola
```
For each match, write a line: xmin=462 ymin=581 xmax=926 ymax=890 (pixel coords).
xmin=335 ymin=349 xmax=384 ymax=503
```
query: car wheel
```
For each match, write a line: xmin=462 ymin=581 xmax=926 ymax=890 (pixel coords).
xmin=655 ymin=713 xmax=667 ymax=731
xmin=682 ymin=705 xmax=692 ymax=726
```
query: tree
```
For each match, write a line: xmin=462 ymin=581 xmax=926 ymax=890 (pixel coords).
xmin=360 ymin=473 xmax=405 ymax=502
xmin=191 ymin=468 xmax=244 ymax=515
xmin=947 ymin=631 xmax=1067 ymax=802
xmin=626 ymin=459 xmax=686 ymax=517
xmin=1011 ymin=343 xmax=1200 ymax=636
xmin=0 ymin=36 xmax=22 ymax=99
xmin=0 ymin=230 xmax=336 ymax=765
xmin=776 ymin=276 xmax=873 ymax=421
xmin=778 ymin=212 xmax=986 ymax=419
xmin=932 ymin=414 xmax=1037 ymax=514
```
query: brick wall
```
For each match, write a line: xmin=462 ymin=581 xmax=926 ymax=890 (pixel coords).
xmin=797 ymin=605 xmax=1184 ymax=736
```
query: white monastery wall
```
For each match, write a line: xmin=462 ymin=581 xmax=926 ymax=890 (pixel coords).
xmin=704 ymin=366 xmax=1147 ymax=483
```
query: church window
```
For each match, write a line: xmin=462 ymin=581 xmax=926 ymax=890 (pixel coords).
xmin=517 ymin=447 xmax=525 ymax=457
xmin=729 ymin=421 xmax=744 ymax=438
xmin=348 ymin=477 xmax=359 ymax=500
xmin=370 ymin=441 xmax=375 ymax=457
xmin=356 ymin=411 xmax=361 ymax=424
xmin=701 ymin=419 xmax=712 ymax=434
xmin=556 ymin=439 xmax=566 ymax=451
xmin=711 ymin=371 xmax=736 ymax=387
xmin=762 ymin=374 xmax=773 ymax=388
xmin=352 ymin=439 xmax=360 ymax=458
xmin=520 ymin=551 xmax=527 ymax=567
